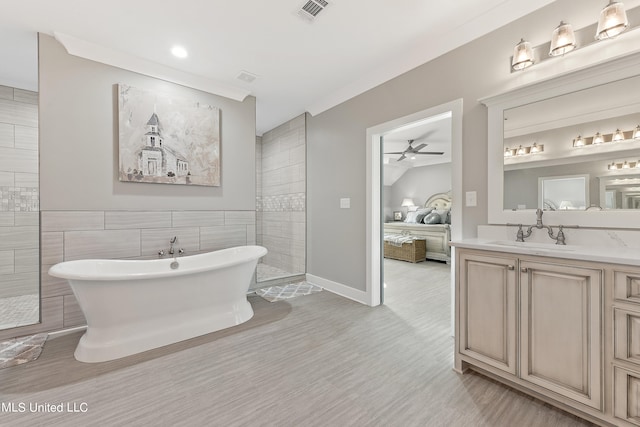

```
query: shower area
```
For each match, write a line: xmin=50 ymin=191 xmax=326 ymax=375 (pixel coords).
xmin=255 ymin=114 xmax=306 ymax=284
xmin=0 ymin=84 xmax=40 ymax=330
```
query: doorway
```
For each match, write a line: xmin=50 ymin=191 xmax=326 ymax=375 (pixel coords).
xmin=365 ymin=99 xmax=463 ymax=310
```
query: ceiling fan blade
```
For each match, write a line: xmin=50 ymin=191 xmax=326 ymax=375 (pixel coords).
xmin=412 ymin=143 xmax=427 ymax=152
xmin=397 ymin=154 xmax=406 ymax=161
xmin=384 ymin=152 xmax=405 ymax=154
xmin=413 ymin=151 xmax=444 ymax=155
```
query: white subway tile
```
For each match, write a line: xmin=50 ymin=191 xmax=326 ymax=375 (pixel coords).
xmin=0 ymin=226 xmax=38 ymax=250
xmin=0 ymin=123 xmax=14 ymax=148
xmin=14 ymin=125 xmax=38 ymax=151
xmin=172 ymin=211 xmax=224 ymax=227
xmin=200 ymin=226 xmax=247 ymax=251
xmin=41 ymin=232 xmax=63 ymax=265
xmin=224 ymin=210 xmax=255 ymax=225
xmin=105 ymin=211 xmax=172 ymax=229
xmin=41 ymin=211 xmax=104 ymax=231
xmin=64 ymin=229 xmax=141 ymax=261
xmin=0 ymin=147 xmax=38 ymax=173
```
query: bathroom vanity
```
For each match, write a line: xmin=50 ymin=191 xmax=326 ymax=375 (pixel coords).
xmin=453 ymin=240 xmax=640 ymax=426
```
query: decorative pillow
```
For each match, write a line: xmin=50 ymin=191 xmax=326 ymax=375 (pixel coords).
xmin=423 ymin=212 xmax=442 ymax=224
xmin=415 ymin=208 xmax=433 ymax=223
xmin=433 ymin=209 xmax=449 ymax=219
xmin=404 ymin=211 xmax=419 ymax=223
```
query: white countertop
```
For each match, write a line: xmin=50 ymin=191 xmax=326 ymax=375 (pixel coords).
xmin=451 ymin=238 xmax=640 ymax=267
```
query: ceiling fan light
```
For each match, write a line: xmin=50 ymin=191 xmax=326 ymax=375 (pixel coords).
xmin=550 ymin=21 xmax=576 ymax=56
xmin=512 ymin=39 xmax=534 ymax=71
xmin=596 ymin=1 xmax=629 ymax=40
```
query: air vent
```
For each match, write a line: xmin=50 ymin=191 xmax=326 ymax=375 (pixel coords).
xmin=298 ymin=0 xmax=329 ymax=20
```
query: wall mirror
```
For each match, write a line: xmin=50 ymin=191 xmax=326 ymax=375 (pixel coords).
xmin=483 ymin=51 xmax=640 ymax=228
xmin=0 ymin=30 xmax=40 ymax=330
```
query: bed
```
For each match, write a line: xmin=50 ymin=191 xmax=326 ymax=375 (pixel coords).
xmin=384 ymin=192 xmax=451 ymax=263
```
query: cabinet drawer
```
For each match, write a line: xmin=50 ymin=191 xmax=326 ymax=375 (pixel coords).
xmin=615 ymin=308 xmax=640 ymax=366
xmin=614 ymin=366 xmax=640 ymax=426
xmin=614 ymin=270 xmax=640 ymax=305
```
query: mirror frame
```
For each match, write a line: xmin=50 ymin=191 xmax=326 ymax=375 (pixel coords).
xmin=481 ymin=51 xmax=640 ymax=228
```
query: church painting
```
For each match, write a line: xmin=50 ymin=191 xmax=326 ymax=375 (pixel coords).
xmin=118 ymin=84 xmax=221 ymax=186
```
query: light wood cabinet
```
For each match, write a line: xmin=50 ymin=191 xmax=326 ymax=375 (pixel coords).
xmin=454 ymin=248 xmax=624 ymax=425
xmin=519 ymin=260 xmax=602 ymax=410
xmin=458 ymin=252 xmax=517 ymax=375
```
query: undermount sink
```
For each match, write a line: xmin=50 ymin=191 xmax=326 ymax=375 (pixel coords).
xmin=486 ymin=240 xmax=577 ymax=251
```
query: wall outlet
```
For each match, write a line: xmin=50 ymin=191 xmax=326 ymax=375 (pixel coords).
xmin=465 ymin=191 xmax=477 ymax=207
xmin=340 ymin=198 xmax=351 ymax=209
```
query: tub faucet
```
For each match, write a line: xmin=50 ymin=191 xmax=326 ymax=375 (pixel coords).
xmin=169 ymin=236 xmax=177 ymax=255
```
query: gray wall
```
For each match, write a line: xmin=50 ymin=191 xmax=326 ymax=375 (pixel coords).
xmin=39 ymin=34 xmax=256 ymax=211
xmin=306 ymin=0 xmax=598 ymax=291
xmin=385 ymin=163 xmax=451 ymax=221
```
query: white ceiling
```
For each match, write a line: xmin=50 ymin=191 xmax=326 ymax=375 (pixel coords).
xmin=1 ymin=0 xmax=554 ymax=135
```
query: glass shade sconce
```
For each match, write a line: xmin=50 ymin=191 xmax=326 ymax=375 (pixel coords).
xmin=511 ymin=39 xmax=534 ymax=71
xmin=608 ymin=159 xmax=640 ymax=170
xmin=596 ymin=1 xmax=629 ymax=40
xmin=572 ymin=127 xmax=639 ymax=147
xmin=549 ymin=21 xmax=577 ymax=56
xmin=504 ymin=143 xmax=543 ymax=157
xmin=511 ymin=1 xmax=633 ymax=72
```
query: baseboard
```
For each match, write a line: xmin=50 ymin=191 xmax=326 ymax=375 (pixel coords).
xmin=306 ymin=274 xmax=370 ymax=306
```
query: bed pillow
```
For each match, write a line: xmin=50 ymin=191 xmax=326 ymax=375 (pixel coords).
xmin=414 ymin=208 xmax=433 ymax=223
xmin=433 ymin=209 xmax=449 ymax=220
xmin=423 ymin=212 xmax=442 ymax=224
xmin=404 ymin=211 xmax=419 ymax=223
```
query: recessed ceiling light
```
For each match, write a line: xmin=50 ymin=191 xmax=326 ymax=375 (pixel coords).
xmin=171 ymin=46 xmax=188 ymax=58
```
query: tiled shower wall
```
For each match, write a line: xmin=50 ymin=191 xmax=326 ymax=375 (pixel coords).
xmin=256 ymin=114 xmax=306 ymax=275
xmin=40 ymin=210 xmax=256 ymax=329
xmin=0 ymin=85 xmax=39 ymax=299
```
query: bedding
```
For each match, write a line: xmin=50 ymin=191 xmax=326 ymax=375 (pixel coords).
xmin=385 ymin=192 xmax=452 ymax=262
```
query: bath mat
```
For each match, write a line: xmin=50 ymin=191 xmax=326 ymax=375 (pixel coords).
xmin=255 ymin=281 xmax=322 ymax=302
xmin=0 ymin=333 xmax=48 ymax=369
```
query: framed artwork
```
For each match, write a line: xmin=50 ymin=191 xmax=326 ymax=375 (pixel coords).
xmin=394 ymin=211 xmax=402 ymax=221
xmin=118 ymin=83 xmax=220 ymax=186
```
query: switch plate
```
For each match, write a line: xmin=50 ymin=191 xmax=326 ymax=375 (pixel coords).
xmin=465 ymin=191 xmax=477 ymax=207
xmin=340 ymin=198 xmax=351 ymax=209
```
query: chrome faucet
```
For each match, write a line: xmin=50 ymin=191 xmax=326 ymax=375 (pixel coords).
xmin=515 ymin=209 xmax=566 ymax=245
xmin=169 ymin=236 xmax=177 ymax=255
xmin=159 ymin=236 xmax=185 ymax=258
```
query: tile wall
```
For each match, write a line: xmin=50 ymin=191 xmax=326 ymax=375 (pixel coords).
xmin=256 ymin=114 xmax=306 ymax=276
xmin=0 ymin=85 xmax=39 ymax=299
xmin=40 ymin=210 xmax=256 ymax=329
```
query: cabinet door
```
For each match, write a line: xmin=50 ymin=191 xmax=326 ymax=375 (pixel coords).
xmin=614 ymin=366 xmax=640 ymax=426
xmin=520 ymin=260 xmax=603 ymax=410
xmin=459 ymin=252 xmax=517 ymax=375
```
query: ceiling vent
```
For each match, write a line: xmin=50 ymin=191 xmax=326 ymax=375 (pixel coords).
xmin=298 ymin=0 xmax=329 ymax=20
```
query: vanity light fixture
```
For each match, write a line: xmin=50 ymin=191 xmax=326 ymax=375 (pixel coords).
xmin=504 ymin=147 xmax=515 ymax=157
xmin=505 ymin=143 xmax=542 ymax=157
xmin=573 ymin=135 xmax=586 ymax=147
xmin=595 ymin=0 xmax=629 ymax=40
xmin=550 ymin=21 xmax=577 ymax=56
xmin=517 ymin=145 xmax=527 ymax=155
xmin=593 ymin=132 xmax=604 ymax=144
xmin=613 ymin=128 xmax=625 ymax=141
xmin=511 ymin=39 xmax=534 ymax=71
xmin=634 ymin=125 xmax=640 ymax=139
xmin=530 ymin=142 xmax=542 ymax=153
xmin=608 ymin=159 xmax=640 ymax=170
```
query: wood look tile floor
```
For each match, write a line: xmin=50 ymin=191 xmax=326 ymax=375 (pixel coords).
xmin=0 ymin=259 xmax=594 ymax=426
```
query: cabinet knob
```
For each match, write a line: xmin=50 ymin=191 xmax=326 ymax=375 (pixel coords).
xmin=521 ymin=267 xmax=528 ymax=273
xmin=507 ymin=265 xmax=515 ymax=270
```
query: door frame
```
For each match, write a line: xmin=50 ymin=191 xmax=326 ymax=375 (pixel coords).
xmin=365 ymin=99 xmax=463 ymax=307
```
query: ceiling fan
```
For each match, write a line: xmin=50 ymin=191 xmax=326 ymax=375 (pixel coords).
xmin=384 ymin=139 xmax=444 ymax=162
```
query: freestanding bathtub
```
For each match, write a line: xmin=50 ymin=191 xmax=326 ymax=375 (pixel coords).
xmin=48 ymin=245 xmax=267 ymax=363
